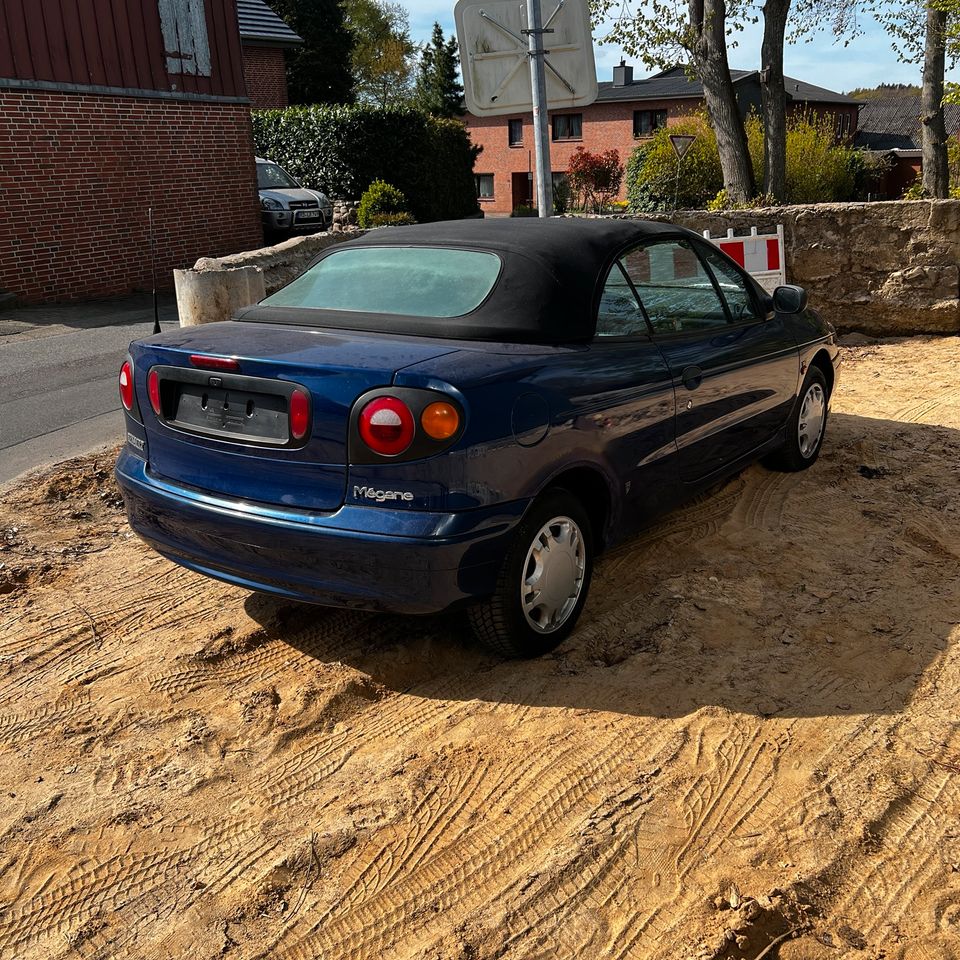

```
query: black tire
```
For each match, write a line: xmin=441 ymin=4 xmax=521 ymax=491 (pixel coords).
xmin=764 ymin=366 xmax=830 ymax=472
xmin=468 ymin=489 xmax=594 ymax=658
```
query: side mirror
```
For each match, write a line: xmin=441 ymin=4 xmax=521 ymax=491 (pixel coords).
xmin=772 ymin=284 xmax=808 ymax=315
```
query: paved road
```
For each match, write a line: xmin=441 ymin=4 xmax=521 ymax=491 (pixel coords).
xmin=0 ymin=296 xmax=179 ymax=487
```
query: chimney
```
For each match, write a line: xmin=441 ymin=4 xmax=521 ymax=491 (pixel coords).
xmin=613 ymin=59 xmax=633 ymax=87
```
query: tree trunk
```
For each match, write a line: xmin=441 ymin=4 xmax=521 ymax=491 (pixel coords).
xmin=760 ymin=0 xmax=789 ymax=201
xmin=689 ymin=0 xmax=756 ymax=204
xmin=922 ymin=3 xmax=949 ymax=198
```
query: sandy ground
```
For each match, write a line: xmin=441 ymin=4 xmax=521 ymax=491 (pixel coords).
xmin=1 ymin=336 xmax=959 ymax=960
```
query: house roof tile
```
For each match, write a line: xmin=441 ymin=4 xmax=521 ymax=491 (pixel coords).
xmin=237 ymin=0 xmax=302 ymax=46
xmin=596 ymin=65 xmax=855 ymax=106
xmin=854 ymin=95 xmax=960 ymax=150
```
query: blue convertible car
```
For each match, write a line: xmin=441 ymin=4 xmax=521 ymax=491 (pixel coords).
xmin=116 ymin=219 xmax=840 ymax=657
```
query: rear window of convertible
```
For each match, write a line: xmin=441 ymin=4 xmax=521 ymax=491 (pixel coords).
xmin=262 ymin=247 xmax=502 ymax=318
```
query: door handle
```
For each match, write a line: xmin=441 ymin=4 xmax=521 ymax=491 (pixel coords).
xmin=681 ymin=365 xmax=703 ymax=391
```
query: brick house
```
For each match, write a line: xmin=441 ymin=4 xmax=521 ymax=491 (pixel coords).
xmin=237 ymin=0 xmax=302 ymax=110
xmin=854 ymin=96 xmax=960 ymax=198
xmin=465 ymin=64 xmax=860 ymax=215
xmin=0 ymin=0 xmax=263 ymax=304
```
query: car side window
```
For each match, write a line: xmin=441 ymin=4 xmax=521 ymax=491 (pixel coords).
xmin=697 ymin=243 xmax=761 ymax=324
xmin=596 ymin=262 xmax=648 ymax=337
xmin=619 ymin=240 xmax=729 ymax=335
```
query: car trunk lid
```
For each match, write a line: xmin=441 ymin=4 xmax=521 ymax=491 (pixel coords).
xmin=130 ymin=321 xmax=457 ymax=511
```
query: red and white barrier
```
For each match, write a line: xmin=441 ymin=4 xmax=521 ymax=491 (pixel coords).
xmin=703 ymin=225 xmax=786 ymax=294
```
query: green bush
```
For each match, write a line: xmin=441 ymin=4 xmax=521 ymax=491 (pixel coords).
xmin=626 ymin=115 xmax=723 ymax=212
xmin=510 ymin=204 xmax=538 ymax=217
xmin=780 ymin=113 xmax=856 ymax=203
xmin=903 ymin=140 xmax=960 ymax=199
xmin=744 ymin=111 xmax=855 ymax=204
xmin=252 ymin=104 xmax=480 ymax=223
xmin=903 ymin=178 xmax=960 ymax=200
xmin=628 ymin=110 xmax=863 ymax=211
xmin=367 ymin=211 xmax=417 ymax=226
xmin=357 ymin=180 xmax=410 ymax=227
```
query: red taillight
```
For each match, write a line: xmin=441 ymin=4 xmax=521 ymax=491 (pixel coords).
xmin=358 ymin=397 xmax=415 ymax=456
xmin=147 ymin=369 xmax=162 ymax=416
xmin=119 ymin=361 xmax=134 ymax=411
xmin=289 ymin=388 xmax=310 ymax=440
xmin=189 ymin=354 xmax=240 ymax=372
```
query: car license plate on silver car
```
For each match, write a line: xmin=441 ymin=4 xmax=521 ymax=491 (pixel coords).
xmin=298 ymin=211 xmax=320 ymax=220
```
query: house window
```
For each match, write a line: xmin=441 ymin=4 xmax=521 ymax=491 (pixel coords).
xmin=508 ymin=119 xmax=523 ymax=146
xmin=633 ymin=109 xmax=667 ymax=137
xmin=835 ymin=112 xmax=851 ymax=139
xmin=552 ymin=114 xmax=582 ymax=141
xmin=475 ymin=173 xmax=494 ymax=199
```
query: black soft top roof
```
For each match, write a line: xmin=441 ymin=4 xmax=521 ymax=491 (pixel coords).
xmin=236 ymin=217 xmax=690 ymax=344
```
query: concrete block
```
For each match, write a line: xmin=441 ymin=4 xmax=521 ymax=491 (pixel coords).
xmin=174 ymin=265 xmax=266 ymax=328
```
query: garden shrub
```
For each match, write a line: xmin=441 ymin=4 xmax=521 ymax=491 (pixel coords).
xmin=357 ymin=180 xmax=411 ymax=227
xmin=567 ymin=147 xmax=625 ymax=213
xmin=781 ymin=113 xmax=856 ymax=203
xmin=628 ymin=110 xmax=864 ymax=211
xmin=367 ymin=212 xmax=417 ymax=226
xmin=252 ymin=105 xmax=479 ymax=223
xmin=552 ymin=176 xmax=572 ymax=215
xmin=626 ymin=115 xmax=723 ymax=211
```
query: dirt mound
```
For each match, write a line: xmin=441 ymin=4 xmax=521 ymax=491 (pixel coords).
xmin=1 ymin=337 xmax=959 ymax=959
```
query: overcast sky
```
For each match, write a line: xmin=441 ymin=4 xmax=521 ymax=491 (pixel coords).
xmin=405 ymin=1 xmax=957 ymax=95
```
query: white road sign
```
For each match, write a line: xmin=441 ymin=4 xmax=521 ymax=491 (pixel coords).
xmin=669 ymin=134 xmax=696 ymax=160
xmin=455 ymin=0 xmax=598 ymax=118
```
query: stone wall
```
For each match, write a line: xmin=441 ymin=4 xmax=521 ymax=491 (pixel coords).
xmin=642 ymin=200 xmax=960 ymax=335
xmin=193 ymin=228 xmax=367 ymax=296
xmin=332 ymin=200 xmax=361 ymax=232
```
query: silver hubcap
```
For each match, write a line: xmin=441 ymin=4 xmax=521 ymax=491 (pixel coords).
xmin=798 ymin=382 xmax=826 ymax=458
xmin=520 ymin=516 xmax=586 ymax=634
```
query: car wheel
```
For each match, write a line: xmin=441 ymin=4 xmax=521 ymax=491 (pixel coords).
xmin=468 ymin=489 xmax=593 ymax=658
xmin=764 ymin=366 xmax=829 ymax=472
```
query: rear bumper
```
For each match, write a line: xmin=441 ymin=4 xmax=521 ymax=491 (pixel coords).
xmin=115 ymin=449 xmax=524 ymax=614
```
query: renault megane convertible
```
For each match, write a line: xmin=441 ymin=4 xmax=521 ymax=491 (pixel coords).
xmin=115 ymin=219 xmax=840 ymax=657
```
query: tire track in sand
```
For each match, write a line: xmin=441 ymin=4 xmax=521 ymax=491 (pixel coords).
xmin=260 ymin=732 xmax=633 ymax=960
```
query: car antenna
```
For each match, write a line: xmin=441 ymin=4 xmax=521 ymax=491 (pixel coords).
xmin=149 ymin=206 xmax=161 ymax=335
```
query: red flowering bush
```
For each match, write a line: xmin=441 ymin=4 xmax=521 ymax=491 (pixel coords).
xmin=567 ymin=147 xmax=625 ymax=213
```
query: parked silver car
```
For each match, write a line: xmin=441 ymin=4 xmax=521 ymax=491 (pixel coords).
xmin=256 ymin=157 xmax=333 ymax=235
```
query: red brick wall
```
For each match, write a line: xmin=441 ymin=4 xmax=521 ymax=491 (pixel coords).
xmin=242 ymin=46 xmax=289 ymax=110
xmin=0 ymin=89 xmax=263 ymax=304
xmin=467 ymin=100 xmax=698 ymax=215
xmin=466 ymin=99 xmax=863 ymax=215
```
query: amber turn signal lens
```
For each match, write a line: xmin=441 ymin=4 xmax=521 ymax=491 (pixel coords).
xmin=420 ymin=402 xmax=460 ymax=440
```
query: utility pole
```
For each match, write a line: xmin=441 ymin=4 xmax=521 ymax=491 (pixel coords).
xmin=525 ymin=0 xmax=553 ymax=217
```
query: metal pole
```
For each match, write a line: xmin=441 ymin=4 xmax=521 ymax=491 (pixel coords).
xmin=149 ymin=207 xmax=161 ymax=335
xmin=525 ymin=0 xmax=553 ymax=218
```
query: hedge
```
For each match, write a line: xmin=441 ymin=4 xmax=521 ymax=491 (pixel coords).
xmin=251 ymin=105 xmax=480 ymax=223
